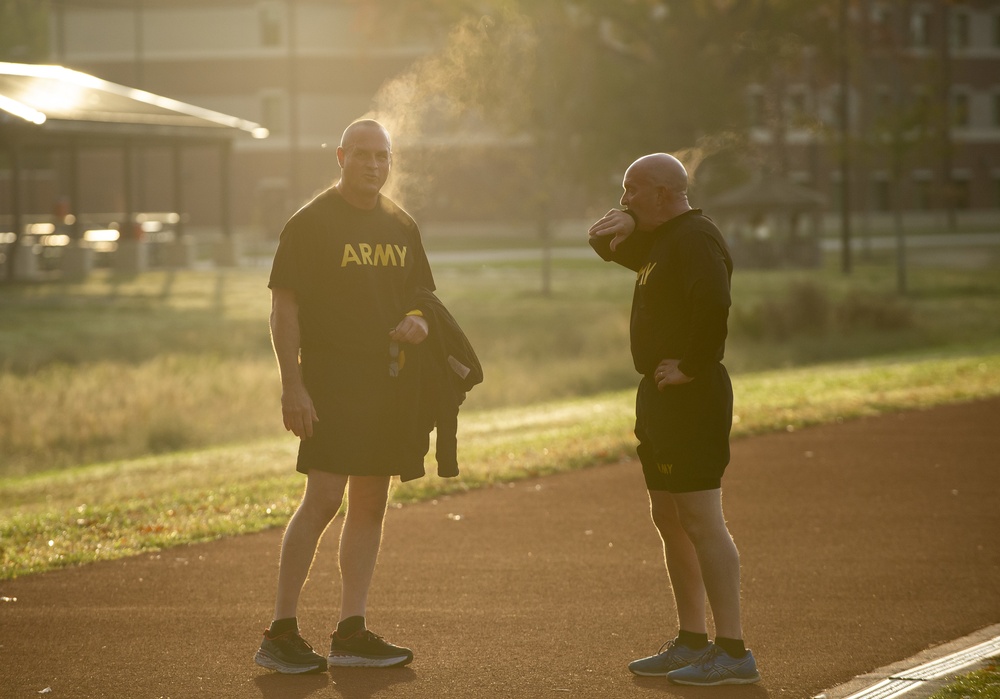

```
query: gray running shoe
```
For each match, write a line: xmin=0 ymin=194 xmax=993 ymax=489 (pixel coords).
xmin=628 ymin=639 xmax=715 ymax=676
xmin=254 ymin=629 xmax=328 ymax=674
xmin=667 ymin=645 xmax=761 ymax=685
xmin=328 ymin=628 xmax=413 ymax=668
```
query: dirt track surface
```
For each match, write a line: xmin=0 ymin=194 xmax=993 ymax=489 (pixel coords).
xmin=3 ymin=398 xmax=999 ymax=698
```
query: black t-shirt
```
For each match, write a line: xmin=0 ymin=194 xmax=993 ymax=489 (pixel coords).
xmin=268 ymin=187 xmax=435 ymax=364
xmin=591 ymin=209 xmax=732 ymax=377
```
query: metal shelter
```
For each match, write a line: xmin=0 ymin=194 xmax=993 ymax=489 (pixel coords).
xmin=710 ymin=176 xmax=828 ymax=268
xmin=0 ymin=61 xmax=268 ymax=280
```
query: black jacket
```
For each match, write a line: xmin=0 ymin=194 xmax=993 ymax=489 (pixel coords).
xmin=398 ymin=289 xmax=483 ymax=482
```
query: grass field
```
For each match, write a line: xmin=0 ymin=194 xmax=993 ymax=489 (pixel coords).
xmin=2 ymin=245 xmax=999 ymax=579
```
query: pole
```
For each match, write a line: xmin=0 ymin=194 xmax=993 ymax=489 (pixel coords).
xmin=838 ymin=0 xmax=852 ymax=274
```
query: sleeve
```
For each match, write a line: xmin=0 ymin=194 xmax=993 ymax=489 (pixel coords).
xmin=588 ymin=229 xmax=652 ymax=272
xmin=677 ymin=231 xmax=731 ymax=377
xmin=268 ymin=212 xmax=308 ymax=294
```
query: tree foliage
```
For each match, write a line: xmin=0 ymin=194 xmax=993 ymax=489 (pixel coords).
xmin=359 ymin=0 xmax=839 ymax=208
xmin=0 ymin=0 xmax=50 ymax=63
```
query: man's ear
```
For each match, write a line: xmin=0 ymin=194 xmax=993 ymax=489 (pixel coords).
xmin=336 ymin=146 xmax=346 ymax=168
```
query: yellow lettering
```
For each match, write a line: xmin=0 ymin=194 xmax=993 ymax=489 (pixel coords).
xmin=360 ymin=243 xmax=374 ymax=266
xmin=374 ymin=244 xmax=397 ymax=267
xmin=637 ymin=261 xmax=657 ymax=286
xmin=657 ymin=462 xmax=673 ymax=475
xmin=341 ymin=244 xmax=360 ymax=267
xmin=394 ymin=245 xmax=407 ymax=267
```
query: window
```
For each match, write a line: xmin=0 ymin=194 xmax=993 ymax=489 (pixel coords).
xmin=993 ymin=94 xmax=1000 ymax=127
xmin=911 ymin=10 xmax=931 ymax=48
xmin=872 ymin=178 xmax=891 ymax=212
xmin=912 ymin=177 xmax=933 ymax=211
xmin=952 ymin=93 xmax=970 ymax=128
xmin=261 ymin=92 xmax=286 ymax=134
xmin=950 ymin=12 xmax=970 ymax=49
xmin=950 ymin=178 xmax=971 ymax=210
xmin=748 ymin=92 xmax=766 ymax=127
xmin=787 ymin=91 xmax=808 ymax=124
xmin=259 ymin=2 xmax=284 ymax=47
xmin=994 ymin=14 xmax=1000 ymax=47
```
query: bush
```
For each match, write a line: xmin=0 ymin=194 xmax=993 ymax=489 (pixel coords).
xmin=835 ymin=292 xmax=914 ymax=331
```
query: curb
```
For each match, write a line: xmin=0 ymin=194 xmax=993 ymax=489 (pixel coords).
xmin=813 ymin=624 xmax=1000 ymax=699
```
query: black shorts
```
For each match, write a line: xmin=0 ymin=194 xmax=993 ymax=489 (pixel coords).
xmin=296 ymin=351 xmax=418 ymax=477
xmin=634 ymin=364 xmax=733 ymax=493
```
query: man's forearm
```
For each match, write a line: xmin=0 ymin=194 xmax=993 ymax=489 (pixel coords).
xmin=270 ymin=308 xmax=304 ymax=389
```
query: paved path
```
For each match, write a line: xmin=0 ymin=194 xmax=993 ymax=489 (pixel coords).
xmin=3 ymin=399 xmax=999 ymax=698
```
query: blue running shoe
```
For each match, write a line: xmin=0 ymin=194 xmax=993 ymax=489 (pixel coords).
xmin=629 ymin=639 xmax=715 ymax=676
xmin=667 ymin=645 xmax=760 ymax=685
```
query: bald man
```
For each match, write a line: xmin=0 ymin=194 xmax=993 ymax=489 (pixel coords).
xmin=588 ymin=154 xmax=760 ymax=686
xmin=256 ymin=119 xmax=432 ymax=673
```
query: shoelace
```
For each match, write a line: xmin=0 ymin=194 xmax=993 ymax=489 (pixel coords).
xmin=278 ymin=632 xmax=316 ymax=653
xmin=692 ymin=645 xmax=725 ymax=669
xmin=657 ymin=638 xmax=680 ymax=654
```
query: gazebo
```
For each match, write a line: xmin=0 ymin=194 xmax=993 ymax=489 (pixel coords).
xmin=709 ymin=176 xmax=828 ymax=268
xmin=0 ymin=62 xmax=268 ymax=280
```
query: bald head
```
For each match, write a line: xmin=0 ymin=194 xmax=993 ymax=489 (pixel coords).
xmin=620 ymin=153 xmax=692 ymax=230
xmin=629 ymin=153 xmax=688 ymax=194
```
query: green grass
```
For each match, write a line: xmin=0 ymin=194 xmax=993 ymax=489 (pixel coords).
xmin=928 ymin=656 xmax=1000 ymax=699
xmin=2 ymin=245 xmax=1000 ymax=578
xmin=2 ymin=257 xmax=1000 ymax=476
xmin=2 ymin=347 xmax=998 ymax=580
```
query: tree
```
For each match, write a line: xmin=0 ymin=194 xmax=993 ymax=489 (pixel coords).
xmin=0 ymin=0 xmax=50 ymax=62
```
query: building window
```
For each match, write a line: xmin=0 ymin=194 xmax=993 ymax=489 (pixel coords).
xmin=872 ymin=178 xmax=891 ymax=212
xmin=261 ymin=92 xmax=286 ymax=134
xmin=994 ymin=14 xmax=1000 ymax=47
xmin=950 ymin=178 xmax=971 ymax=210
xmin=913 ymin=177 xmax=933 ymax=211
xmin=950 ymin=12 xmax=970 ymax=49
xmin=910 ymin=10 xmax=931 ymax=48
xmin=748 ymin=92 xmax=766 ymax=127
xmin=993 ymin=94 xmax=1000 ymax=127
xmin=952 ymin=93 xmax=970 ymax=128
xmin=787 ymin=90 xmax=808 ymax=125
xmin=259 ymin=2 xmax=284 ymax=47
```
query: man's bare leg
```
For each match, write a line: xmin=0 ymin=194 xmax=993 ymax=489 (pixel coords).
xmin=671 ymin=488 xmax=743 ymax=641
xmin=273 ymin=470 xmax=348 ymax=621
xmin=338 ymin=475 xmax=391 ymax=621
xmin=649 ymin=490 xmax=708 ymax=634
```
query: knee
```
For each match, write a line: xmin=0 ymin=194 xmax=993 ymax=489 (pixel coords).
xmin=346 ymin=481 xmax=389 ymax=524
xmin=298 ymin=493 xmax=343 ymax=526
xmin=676 ymin=509 xmax=729 ymax=547
xmin=650 ymin=499 xmax=683 ymax=538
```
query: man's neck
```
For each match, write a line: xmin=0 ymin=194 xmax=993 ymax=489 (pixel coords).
xmin=335 ymin=181 xmax=379 ymax=210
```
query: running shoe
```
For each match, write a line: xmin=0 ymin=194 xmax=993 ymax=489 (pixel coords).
xmin=254 ymin=628 xmax=328 ymax=674
xmin=667 ymin=644 xmax=761 ymax=685
xmin=328 ymin=628 xmax=413 ymax=668
xmin=628 ymin=639 xmax=715 ymax=676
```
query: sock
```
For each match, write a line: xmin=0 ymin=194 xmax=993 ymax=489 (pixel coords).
xmin=268 ymin=617 xmax=297 ymax=637
xmin=336 ymin=615 xmax=365 ymax=638
xmin=715 ymin=636 xmax=747 ymax=659
xmin=677 ymin=630 xmax=710 ymax=650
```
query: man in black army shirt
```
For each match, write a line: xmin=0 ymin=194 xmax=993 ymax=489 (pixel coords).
xmin=589 ymin=153 xmax=761 ymax=686
xmin=255 ymin=119 xmax=432 ymax=674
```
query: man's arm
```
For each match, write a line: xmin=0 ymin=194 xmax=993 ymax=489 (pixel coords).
xmin=270 ymin=287 xmax=318 ymax=439
xmin=588 ymin=209 xmax=647 ymax=271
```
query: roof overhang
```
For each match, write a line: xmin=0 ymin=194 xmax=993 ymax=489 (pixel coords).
xmin=0 ymin=62 xmax=269 ymax=143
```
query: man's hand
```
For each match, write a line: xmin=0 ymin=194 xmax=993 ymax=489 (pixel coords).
xmin=281 ymin=383 xmax=318 ymax=439
xmin=390 ymin=314 xmax=429 ymax=344
xmin=654 ymin=358 xmax=693 ymax=390
xmin=588 ymin=209 xmax=636 ymax=251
